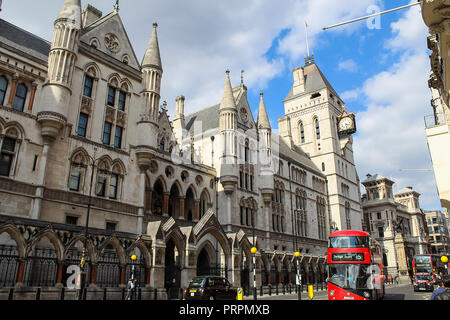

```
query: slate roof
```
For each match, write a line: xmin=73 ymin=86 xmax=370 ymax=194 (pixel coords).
xmin=0 ymin=19 xmax=50 ymax=64
xmin=284 ymin=62 xmax=340 ymax=102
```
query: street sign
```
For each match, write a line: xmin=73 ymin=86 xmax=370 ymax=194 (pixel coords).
xmin=237 ymin=287 xmax=243 ymax=300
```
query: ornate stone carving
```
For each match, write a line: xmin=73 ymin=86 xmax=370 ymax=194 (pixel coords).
xmin=116 ymin=110 xmax=127 ymax=126
xmin=81 ymin=96 xmax=93 ymax=115
xmin=105 ymin=106 xmax=116 ymax=122
xmin=104 ymin=33 xmax=120 ymax=53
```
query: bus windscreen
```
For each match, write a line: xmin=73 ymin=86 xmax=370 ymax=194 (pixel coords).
xmin=328 ymin=236 xmax=369 ymax=249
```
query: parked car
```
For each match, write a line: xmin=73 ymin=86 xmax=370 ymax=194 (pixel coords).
xmin=183 ymin=275 xmax=237 ymax=300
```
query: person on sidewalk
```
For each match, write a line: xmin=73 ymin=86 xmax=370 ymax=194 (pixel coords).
xmin=433 ymin=277 xmax=450 ymax=301
xmin=126 ymin=277 xmax=137 ymax=300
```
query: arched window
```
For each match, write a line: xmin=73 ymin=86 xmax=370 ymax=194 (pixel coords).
xmin=13 ymin=83 xmax=27 ymax=112
xmin=314 ymin=117 xmax=320 ymax=140
xmin=244 ymin=139 xmax=250 ymax=163
xmin=83 ymin=75 xmax=94 ymax=98
xmin=345 ymin=202 xmax=351 ymax=230
xmin=69 ymin=152 xmax=88 ymax=192
xmin=0 ymin=76 xmax=8 ymax=105
xmin=299 ymin=121 xmax=305 ymax=143
xmin=0 ymin=136 xmax=17 ymax=176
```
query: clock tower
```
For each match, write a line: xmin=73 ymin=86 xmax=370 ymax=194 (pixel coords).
xmin=278 ymin=56 xmax=363 ymax=232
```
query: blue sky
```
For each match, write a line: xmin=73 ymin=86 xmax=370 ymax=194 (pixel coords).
xmin=0 ymin=0 xmax=440 ymax=209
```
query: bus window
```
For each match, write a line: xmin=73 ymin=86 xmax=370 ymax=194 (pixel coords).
xmin=329 ymin=236 xmax=369 ymax=249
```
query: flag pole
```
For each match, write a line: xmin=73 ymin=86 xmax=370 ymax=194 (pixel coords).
xmin=305 ymin=21 xmax=310 ymax=57
xmin=322 ymin=2 xmax=421 ymax=31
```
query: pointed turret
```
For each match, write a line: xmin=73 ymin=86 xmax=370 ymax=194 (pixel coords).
xmin=219 ymin=70 xmax=236 ymax=112
xmin=142 ymin=23 xmax=162 ymax=71
xmin=136 ymin=22 xmax=164 ymax=167
xmin=257 ymin=92 xmax=271 ymax=130
xmin=56 ymin=0 xmax=82 ymax=26
xmin=218 ymin=71 xmax=238 ymax=195
xmin=39 ymin=0 xmax=82 ymax=141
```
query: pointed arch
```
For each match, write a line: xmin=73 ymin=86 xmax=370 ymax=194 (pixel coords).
xmin=26 ymin=229 xmax=64 ymax=262
xmin=0 ymin=224 xmax=26 ymax=259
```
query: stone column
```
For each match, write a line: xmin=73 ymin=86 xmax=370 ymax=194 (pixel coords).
xmin=56 ymin=262 xmax=64 ymax=287
xmin=179 ymin=197 xmax=185 ymax=220
xmin=162 ymin=193 xmax=170 ymax=217
xmin=193 ymin=200 xmax=200 ymax=222
xmin=30 ymin=142 xmax=51 ymax=220
xmin=150 ymin=243 xmax=167 ymax=299
xmin=394 ymin=233 xmax=410 ymax=284
xmin=27 ymin=83 xmax=38 ymax=111
xmin=89 ymin=264 xmax=97 ymax=286
xmin=15 ymin=258 xmax=26 ymax=286
xmin=7 ymin=74 xmax=18 ymax=106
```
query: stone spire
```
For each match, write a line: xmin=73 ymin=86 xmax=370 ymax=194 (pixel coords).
xmin=220 ymin=70 xmax=236 ymax=111
xmin=142 ymin=23 xmax=162 ymax=71
xmin=56 ymin=0 xmax=82 ymax=28
xmin=257 ymin=92 xmax=271 ymax=130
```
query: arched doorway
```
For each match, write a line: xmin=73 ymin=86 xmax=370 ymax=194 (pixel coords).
xmin=152 ymin=179 xmax=164 ymax=215
xmin=96 ymin=244 xmax=121 ymax=288
xmin=197 ymin=248 xmax=212 ymax=276
xmin=185 ymin=187 xmax=195 ymax=222
xmin=168 ymin=183 xmax=181 ymax=219
xmin=164 ymin=238 xmax=181 ymax=299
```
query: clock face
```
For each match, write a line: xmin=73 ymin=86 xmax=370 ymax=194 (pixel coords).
xmin=339 ymin=117 xmax=353 ymax=131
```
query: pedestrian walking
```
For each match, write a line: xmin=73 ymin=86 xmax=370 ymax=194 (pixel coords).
xmin=126 ymin=277 xmax=136 ymax=300
xmin=394 ymin=275 xmax=399 ymax=285
xmin=433 ymin=277 xmax=450 ymax=301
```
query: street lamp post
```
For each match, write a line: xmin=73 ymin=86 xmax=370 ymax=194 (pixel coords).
xmin=131 ymin=254 xmax=137 ymax=300
xmin=442 ymin=256 xmax=449 ymax=275
xmin=295 ymin=251 xmax=301 ymax=300
xmin=78 ymin=148 xmax=98 ymax=301
xmin=251 ymin=247 xmax=257 ymax=300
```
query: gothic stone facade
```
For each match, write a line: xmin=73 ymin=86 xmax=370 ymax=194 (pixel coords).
xmin=0 ymin=1 xmax=363 ymax=298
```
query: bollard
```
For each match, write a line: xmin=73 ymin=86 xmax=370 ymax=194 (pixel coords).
xmin=268 ymin=285 xmax=271 ymax=296
xmin=8 ymin=288 xmax=14 ymax=301
xmin=103 ymin=288 xmax=107 ymax=301
xmin=60 ymin=287 xmax=65 ymax=301
xmin=154 ymin=288 xmax=158 ymax=300
xmin=138 ymin=288 xmax=142 ymax=300
xmin=260 ymin=286 xmax=263 ymax=296
xmin=35 ymin=288 xmax=41 ymax=300
xmin=283 ymin=284 xmax=285 ymax=295
xmin=83 ymin=287 xmax=87 ymax=300
xmin=276 ymin=284 xmax=278 ymax=295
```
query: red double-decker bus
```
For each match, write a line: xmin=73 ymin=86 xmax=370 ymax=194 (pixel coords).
xmin=327 ymin=230 xmax=385 ymax=300
xmin=412 ymin=254 xmax=446 ymax=292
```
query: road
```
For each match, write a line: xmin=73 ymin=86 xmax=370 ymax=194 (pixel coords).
xmin=242 ymin=283 xmax=435 ymax=300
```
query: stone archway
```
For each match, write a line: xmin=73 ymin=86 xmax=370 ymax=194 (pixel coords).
xmin=164 ymin=238 xmax=182 ymax=299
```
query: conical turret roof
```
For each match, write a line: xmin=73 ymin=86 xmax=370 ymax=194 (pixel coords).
xmin=142 ymin=23 xmax=162 ymax=70
xmin=220 ymin=70 xmax=236 ymax=111
xmin=257 ymin=92 xmax=271 ymax=129
xmin=56 ymin=0 xmax=82 ymax=27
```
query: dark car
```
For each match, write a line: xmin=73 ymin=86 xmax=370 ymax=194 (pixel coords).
xmin=413 ymin=274 xmax=434 ymax=292
xmin=183 ymin=276 xmax=237 ymax=300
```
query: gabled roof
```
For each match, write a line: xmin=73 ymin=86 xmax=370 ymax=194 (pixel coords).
xmin=284 ymin=62 xmax=340 ymax=102
xmin=0 ymin=19 xmax=50 ymax=64
xmin=80 ymin=11 xmax=140 ymax=70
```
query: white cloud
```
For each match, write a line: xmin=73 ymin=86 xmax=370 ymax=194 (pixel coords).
xmin=353 ymin=3 xmax=439 ymax=209
xmin=338 ymin=59 xmax=358 ymax=72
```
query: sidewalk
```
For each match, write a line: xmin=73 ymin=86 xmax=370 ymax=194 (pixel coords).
xmin=242 ymin=283 xmax=408 ymax=300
